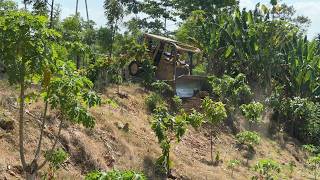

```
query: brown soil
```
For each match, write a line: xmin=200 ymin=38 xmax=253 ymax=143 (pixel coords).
xmin=0 ymin=81 xmax=314 ymax=179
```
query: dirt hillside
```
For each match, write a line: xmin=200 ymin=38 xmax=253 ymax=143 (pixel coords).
xmin=0 ymin=80 xmax=313 ymax=179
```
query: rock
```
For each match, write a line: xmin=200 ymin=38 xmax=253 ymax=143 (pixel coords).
xmin=123 ymin=123 xmax=129 ymax=132
xmin=115 ymin=122 xmax=129 ymax=132
xmin=0 ymin=118 xmax=14 ymax=131
xmin=115 ymin=122 xmax=125 ymax=129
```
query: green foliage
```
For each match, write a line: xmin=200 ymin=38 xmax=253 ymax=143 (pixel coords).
xmin=236 ymin=131 xmax=261 ymax=150
xmin=45 ymin=148 xmax=68 ymax=170
xmin=201 ymin=97 xmax=227 ymax=125
xmin=48 ymin=60 xmax=101 ymax=128
xmin=270 ymin=96 xmax=320 ymax=146
xmin=307 ymin=155 xmax=320 ymax=180
xmin=151 ymin=106 xmax=203 ymax=175
xmin=171 ymin=95 xmax=182 ymax=113
xmin=227 ymin=159 xmax=241 ymax=176
xmin=151 ymin=80 xmax=173 ymax=95
xmin=240 ymin=102 xmax=264 ymax=127
xmin=252 ymin=159 xmax=281 ymax=180
xmin=303 ymin=144 xmax=320 ymax=155
xmin=208 ymin=74 xmax=252 ymax=108
xmin=145 ymin=93 xmax=165 ymax=112
xmin=85 ymin=169 xmax=146 ymax=180
xmin=139 ymin=60 xmax=156 ymax=87
xmin=187 ymin=109 xmax=205 ymax=129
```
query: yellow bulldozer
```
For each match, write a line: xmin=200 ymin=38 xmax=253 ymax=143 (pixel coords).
xmin=129 ymin=33 xmax=209 ymax=99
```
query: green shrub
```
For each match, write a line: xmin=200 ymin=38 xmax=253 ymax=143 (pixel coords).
xmin=236 ymin=131 xmax=261 ymax=150
xmin=270 ymin=96 xmax=320 ymax=146
xmin=227 ymin=159 xmax=241 ymax=176
xmin=85 ymin=170 xmax=146 ymax=180
xmin=171 ymin=95 xmax=182 ymax=113
xmin=188 ymin=109 xmax=205 ymax=129
xmin=240 ymin=102 xmax=264 ymax=128
xmin=43 ymin=148 xmax=69 ymax=179
xmin=307 ymin=155 xmax=320 ymax=180
xmin=252 ymin=159 xmax=281 ymax=180
xmin=151 ymin=80 xmax=173 ymax=95
xmin=208 ymin=74 xmax=252 ymax=107
xmin=45 ymin=148 xmax=69 ymax=170
xmin=145 ymin=93 xmax=165 ymax=112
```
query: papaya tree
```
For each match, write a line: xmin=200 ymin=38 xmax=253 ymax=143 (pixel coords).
xmin=0 ymin=10 xmax=100 ymax=179
xmin=201 ymin=97 xmax=227 ymax=164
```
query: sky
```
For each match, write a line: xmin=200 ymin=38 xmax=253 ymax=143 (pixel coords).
xmin=14 ymin=0 xmax=320 ymax=38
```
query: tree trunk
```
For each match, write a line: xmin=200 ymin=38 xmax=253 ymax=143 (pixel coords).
xmin=19 ymin=58 xmax=27 ymax=170
xmin=210 ymin=127 xmax=213 ymax=164
xmin=49 ymin=0 xmax=55 ymax=28
xmin=26 ymin=172 xmax=37 ymax=180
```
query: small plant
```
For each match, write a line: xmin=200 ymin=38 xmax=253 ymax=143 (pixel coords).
xmin=145 ymin=93 xmax=165 ymax=112
xmin=236 ymin=131 xmax=261 ymax=150
xmin=44 ymin=148 xmax=69 ymax=179
xmin=171 ymin=95 xmax=182 ymax=113
xmin=252 ymin=159 xmax=281 ymax=180
xmin=188 ymin=109 xmax=204 ymax=129
xmin=151 ymin=106 xmax=203 ymax=177
xmin=227 ymin=159 xmax=241 ymax=177
xmin=307 ymin=155 xmax=320 ymax=180
xmin=303 ymin=144 xmax=320 ymax=155
xmin=202 ymin=97 xmax=227 ymax=164
xmin=240 ymin=102 xmax=264 ymax=129
xmin=236 ymin=131 xmax=261 ymax=165
xmin=85 ymin=169 xmax=146 ymax=180
xmin=151 ymin=80 xmax=173 ymax=95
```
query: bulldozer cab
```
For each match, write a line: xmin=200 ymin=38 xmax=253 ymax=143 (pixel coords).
xmin=129 ymin=33 xmax=209 ymax=98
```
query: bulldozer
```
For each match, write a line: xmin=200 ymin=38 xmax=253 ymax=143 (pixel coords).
xmin=129 ymin=33 xmax=210 ymax=100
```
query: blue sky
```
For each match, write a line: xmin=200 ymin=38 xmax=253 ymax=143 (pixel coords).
xmin=14 ymin=0 xmax=320 ymax=38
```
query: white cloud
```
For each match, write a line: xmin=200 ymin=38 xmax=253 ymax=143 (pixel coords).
xmin=291 ymin=1 xmax=320 ymax=38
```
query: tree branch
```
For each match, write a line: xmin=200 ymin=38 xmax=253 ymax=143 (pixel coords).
xmin=32 ymin=101 xmax=49 ymax=163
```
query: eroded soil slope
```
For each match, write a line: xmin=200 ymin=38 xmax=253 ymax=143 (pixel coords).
xmin=0 ymin=81 xmax=313 ymax=179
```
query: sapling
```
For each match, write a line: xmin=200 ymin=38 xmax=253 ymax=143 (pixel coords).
xmin=240 ymin=102 xmax=264 ymax=129
xmin=227 ymin=159 xmax=241 ymax=177
xmin=252 ymin=159 xmax=281 ymax=180
xmin=201 ymin=97 xmax=227 ymax=164
xmin=236 ymin=131 xmax=261 ymax=164
xmin=43 ymin=148 xmax=69 ymax=179
xmin=151 ymin=106 xmax=203 ymax=177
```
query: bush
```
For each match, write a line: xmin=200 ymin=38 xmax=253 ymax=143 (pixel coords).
xmin=171 ymin=95 xmax=182 ymax=113
xmin=145 ymin=93 xmax=165 ymax=112
xmin=85 ymin=170 xmax=146 ymax=180
xmin=151 ymin=80 xmax=173 ymax=95
xmin=188 ymin=109 xmax=205 ymax=129
xmin=208 ymin=73 xmax=252 ymax=107
xmin=236 ymin=131 xmax=261 ymax=150
xmin=240 ymin=102 xmax=264 ymax=128
xmin=307 ymin=155 xmax=320 ymax=180
xmin=252 ymin=159 xmax=281 ymax=180
xmin=45 ymin=148 xmax=69 ymax=170
xmin=270 ymin=96 xmax=320 ymax=146
xmin=227 ymin=159 xmax=241 ymax=176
